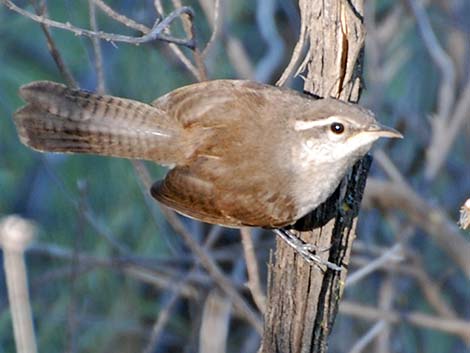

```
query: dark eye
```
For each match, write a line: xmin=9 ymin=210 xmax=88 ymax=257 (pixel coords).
xmin=330 ymin=122 xmax=345 ymax=134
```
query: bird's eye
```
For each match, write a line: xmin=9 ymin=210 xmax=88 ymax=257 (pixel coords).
xmin=330 ymin=122 xmax=345 ymax=134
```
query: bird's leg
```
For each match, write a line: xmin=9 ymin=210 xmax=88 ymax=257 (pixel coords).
xmin=273 ymin=229 xmax=342 ymax=271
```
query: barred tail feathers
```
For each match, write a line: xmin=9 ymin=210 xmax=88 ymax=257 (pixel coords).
xmin=14 ymin=81 xmax=179 ymax=163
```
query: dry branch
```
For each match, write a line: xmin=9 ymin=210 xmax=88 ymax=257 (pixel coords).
xmin=339 ymin=301 xmax=470 ymax=338
xmin=364 ymin=178 xmax=470 ymax=277
xmin=30 ymin=0 xmax=77 ymax=88
xmin=240 ymin=228 xmax=266 ymax=313
xmin=0 ymin=216 xmax=38 ymax=353
xmin=262 ymin=2 xmax=368 ymax=351
xmin=2 ymin=0 xmax=196 ymax=48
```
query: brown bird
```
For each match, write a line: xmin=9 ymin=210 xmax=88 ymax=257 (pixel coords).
xmin=14 ymin=80 xmax=402 ymax=268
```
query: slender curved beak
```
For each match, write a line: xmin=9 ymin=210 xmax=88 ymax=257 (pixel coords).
xmin=366 ymin=122 xmax=403 ymax=139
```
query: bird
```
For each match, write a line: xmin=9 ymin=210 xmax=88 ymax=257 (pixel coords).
xmin=13 ymin=79 xmax=402 ymax=269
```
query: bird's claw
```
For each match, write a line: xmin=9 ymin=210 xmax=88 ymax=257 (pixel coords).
xmin=273 ymin=229 xmax=342 ymax=272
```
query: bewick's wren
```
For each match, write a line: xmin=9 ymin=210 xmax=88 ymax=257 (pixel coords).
xmin=14 ymin=80 xmax=402 ymax=267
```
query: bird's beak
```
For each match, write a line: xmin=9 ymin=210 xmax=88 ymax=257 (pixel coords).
xmin=366 ymin=123 xmax=403 ymax=139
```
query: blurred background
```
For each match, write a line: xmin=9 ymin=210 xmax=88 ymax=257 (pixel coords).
xmin=0 ymin=0 xmax=469 ymax=352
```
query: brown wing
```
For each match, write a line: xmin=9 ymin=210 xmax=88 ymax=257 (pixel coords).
xmin=151 ymin=166 xmax=240 ymax=227
xmin=151 ymin=80 xmax=307 ymax=228
xmin=151 ymin=162 xmax=300 ymax=228
xmin=152 ymin=80 xmax=310 ymax=129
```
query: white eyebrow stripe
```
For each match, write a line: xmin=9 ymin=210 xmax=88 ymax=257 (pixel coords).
xmin=294 ymin=116 xmax=342 ymax=131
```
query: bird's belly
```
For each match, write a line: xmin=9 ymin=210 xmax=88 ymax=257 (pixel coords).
xmin=292 ymin=172 xmax=344 ymax=220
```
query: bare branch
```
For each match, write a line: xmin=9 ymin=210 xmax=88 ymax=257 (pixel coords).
xmin=406 ymin=0 xmax=461 ymax=180
xmin=364 ymin=178 xmax=470 ymax=277
xmin=29 ymin=242 xmax=206 ymax=297
xmin=375 ymin=276 xmax=394 ymax=353
xmin=406 ymin=0 xmax=455 ymax=120
xmin=94 ymin=0 xmax=198 ymax=80
xmin=254 ymin=0 xmax=285 ymax=82
xmin=373 ymin=150 xmax=408 ymax=187
xmin=240 ymin=228 xmax=266 ymax=313
xmin=154 ymin=0 xmax=201 ymax=79
xmin=141 ymin=290 xmax=181 ymax=353
xmin=157 ymin=206 xmax=263 ymax=333
xmin=200 ymin=0 xmax=222 ymax=59
xmin=88 ymin=0 xmax=106 ymax=93
xmin=199 ymin=290 xmax=232 ymax=353
xmin=172 ymin=0 xmax=207 ymax=80
xmin=0 ymin=216 xmax=38 ymax=353
xmin=346 ymin=243 xmax=404 ymax=287
xmin=226 ymin=37 xmax=254 ymax=79
xmin=30 ymin=0 xmax=77 ymax=88
xmin=42 ymin=158 xmax=132 ymax=255
xmin=426 ymin=79 xmax=470 ymax=178
xmin=340 ymin=301 xmax=470 ymax=338
xmin=93 ymin=0 xmax=148 ymax=33
xmin=2 ymin=0 xmax=196 ymax=48
xmin=276 ymin=0 xmax=308 ymax=86
xmin=349 ymin=321 xmax=387 ymax=353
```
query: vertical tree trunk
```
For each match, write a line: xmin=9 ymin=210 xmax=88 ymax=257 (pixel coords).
xmin=262 ymin=1 xmax=368 ymax=352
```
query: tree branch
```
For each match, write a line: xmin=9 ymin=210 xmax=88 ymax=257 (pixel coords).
xmin=363 ymin=178 xmax=470 ymax=277
xmin=2 ymin=0 xmax=196 ymax=48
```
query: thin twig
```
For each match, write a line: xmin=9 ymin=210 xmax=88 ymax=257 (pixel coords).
xmin=29 ymin=242 xmax=209 ymax=299
xmin=373 ymin=150 xmax=408 ymax=187
xmin=406 ymin=0 xmax=455 ymax=121
xmin=141 ymin=294 xmax=179 ymax=353
xmin=406 ymin=251 xmax=470 ymax=344
xmin=201 ymin=0 xmax=221 ymax=59
xmin=371 ymin=152 xmax=470 ymax=276
xmin=93 ymin=0 xmax=199 ymax=79
xmin=349 ymin=321 xmax=387 ymax=353
xmin=254 ymin=0 xmax=285 ymax=82
xmin=64 ymin=181 xmax=89 ymax=353
xmin=143 ymin=227 xmax=240 ymax=353
xmin=276 ymin=0 xmax=308 ymax=86
xmin=226 ymin=37 xmax=254 ymax=79
xmin=141 ymin=267 xmax=198 ymax=353
xmin=375 ymin=275 xmax=394 ymax=353
xmin=364 ymin=178 xmax=470 ymax=277
xmin=42 ymin=158 xmax=132 ymax=255
xmin=172 ymin=0 xmax=208 ymax=80
xmin=154 ymin=0 xmax=200 ymax=79
xmin=240 ymin=228 xmax=266 ymax=313
xmin=2 ymin=0 xmax=196 ymax=48
xmin=141 ymin=218 xmax=225 ymax=353
xmin=346 ymin=243 xmax=403 ymax=287
xmin=88 ymin=0 xmax=106 ymax=94
xmin=406 ymin=0 xmax=458 ymax=179
xmin=426 ymin=79 xmax=470 ymax=178
xmin=30 ymin=0 xmax=77 ymax=88
xmin=339 ymin=301 xmax=470 ymax=338
xmin=162 ymin=208 xmax=263 ymax=332
xmin=351 ymin=242 xmax=469 ymax=343
xmin=93 ymin=0 xmax=148 ymax=33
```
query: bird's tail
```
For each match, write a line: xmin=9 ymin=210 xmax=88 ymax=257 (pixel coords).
xmin=14 ymin=81 xmax=181 ymax=164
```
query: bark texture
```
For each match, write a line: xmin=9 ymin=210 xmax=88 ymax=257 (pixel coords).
xmin=262 ymin=1 xmax=368 ymax=352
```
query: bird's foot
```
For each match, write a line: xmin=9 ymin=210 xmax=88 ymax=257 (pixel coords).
xmin=273 ymin=228 xmax=342 ymax=271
